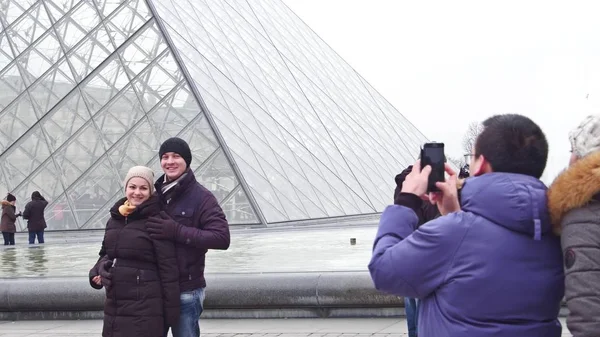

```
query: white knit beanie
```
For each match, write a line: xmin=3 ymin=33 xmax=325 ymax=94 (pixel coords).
xmin=569 ymin=114 xmax=600 ymax=158
xmin=124 ymin=166 xmax=155 ymax=194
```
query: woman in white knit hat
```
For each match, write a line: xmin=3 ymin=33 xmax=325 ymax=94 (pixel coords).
xmin=88 ymin=166 xmax=180 ymax=337
xmin=548 ymin=114 xmax=600 ymax=337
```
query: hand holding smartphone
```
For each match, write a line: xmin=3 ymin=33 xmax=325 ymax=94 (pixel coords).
xmin=420 ymin=142 xmax=446 ymax=193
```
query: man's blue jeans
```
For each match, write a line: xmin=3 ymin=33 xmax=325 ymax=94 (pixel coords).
xmin=405 ymin=297 xmax=419 ymax=337
xmin=28 ymin=231 xmax=44 ymax=244
xmin=170 ymin=287 xmax=205 ymax=337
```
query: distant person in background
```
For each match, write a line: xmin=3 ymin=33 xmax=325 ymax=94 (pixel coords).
xmin=458 ymin=164 xmax=470 ymax=179
xmin=23 ymin=191 xmax=48 ymax=244
xmin=1 ymin=193 xmax=21 ymax=245
xmin=548 ymin=114 xmax=600 ymax=337
xmin=393 ymin=166 xmax=440 ymax=337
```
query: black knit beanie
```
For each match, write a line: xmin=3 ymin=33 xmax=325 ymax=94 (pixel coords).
xmin=159 ymin=137 xmax=192 ymax=168
xmin=6 ymin=193 xmax=16 ymax=202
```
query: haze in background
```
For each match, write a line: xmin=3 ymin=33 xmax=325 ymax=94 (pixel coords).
xmin=283 ymin=0 xmax=600 ymax=183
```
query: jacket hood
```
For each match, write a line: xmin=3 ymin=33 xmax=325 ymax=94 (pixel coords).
xmin=461 ymin=172 xmax=551 ymax=239
xmin=1 ymin=200 xmax=12 ymax=208
xmin=31 ymin=191 xmax=45 ymax=201
xmin=548 ymin=151 xmax=600 ymax=234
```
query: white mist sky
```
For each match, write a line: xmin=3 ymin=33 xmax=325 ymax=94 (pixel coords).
xmin=283 ymin=0 xmax=600 ymax=183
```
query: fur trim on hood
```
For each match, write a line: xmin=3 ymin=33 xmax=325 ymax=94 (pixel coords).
xmin=1 ymin=200 xmax=11 ymax=207
xmin=548 ymin=151 xmax=600 ymax=235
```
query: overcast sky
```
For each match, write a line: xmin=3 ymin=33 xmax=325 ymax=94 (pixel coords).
xmin=283 ymin=0 xmax=600 ymax=183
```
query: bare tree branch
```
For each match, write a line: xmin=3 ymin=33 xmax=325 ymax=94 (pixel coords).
xmin=462 ymin=121 xmax=482 ymax=155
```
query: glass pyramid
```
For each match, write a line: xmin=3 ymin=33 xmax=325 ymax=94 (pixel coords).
xmin=0 ymin=0 xmax=427 ymax=231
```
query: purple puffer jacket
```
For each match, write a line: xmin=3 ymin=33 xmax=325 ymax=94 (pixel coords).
xmin=369 ymin=173 xmax=564 ymax=337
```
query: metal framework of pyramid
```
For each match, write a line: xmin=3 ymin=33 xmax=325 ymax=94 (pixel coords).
xmin=0 ymin=0 xmax=428 ymax=231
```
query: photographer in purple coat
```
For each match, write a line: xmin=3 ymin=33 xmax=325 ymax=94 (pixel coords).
xmin=369 ymin=114 xmax=564 ymax=337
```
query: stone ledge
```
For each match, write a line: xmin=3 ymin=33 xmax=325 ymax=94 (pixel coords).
xmin=0 ymin=308 xmax=407 ymax=321
xmin=0 ymin=271 xmax=401 ymax=313
xmin=0 ymin=271 xmax=568 ymax=320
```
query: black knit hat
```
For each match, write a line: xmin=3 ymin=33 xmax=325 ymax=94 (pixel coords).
xmin=6 ymin=193 xmax=16 ymax=202
xmin=159 ymin=137 xmax=192 ymax=168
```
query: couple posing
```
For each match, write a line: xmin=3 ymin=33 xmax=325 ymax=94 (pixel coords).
xmin=88 ymin=137 xmax=230 ymax=337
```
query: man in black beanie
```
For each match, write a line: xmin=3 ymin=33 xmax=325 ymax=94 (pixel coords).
xmin=157 ymin=137 xmax=193 ymax=180
xmin=99 ymin=136 xmax=230 ymax=337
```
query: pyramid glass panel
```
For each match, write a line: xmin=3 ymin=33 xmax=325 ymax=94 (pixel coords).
xmin=12 ymin=158 xmax=63 ymax=210
xmin=221 ymin=186 xmax=258 ymax=225
xmin=5 ymin=2 xmax=53 ymax=55
xmin=0 ymin=94 xmax=38 ymax=153
xmin=0 ymin=0 xmax=37 ymax=27
xmin=65 ymin=157 xmax=122 ymax=227
xmin=0 ymin=0 xmax=427 ymax=231
xmin=0 ymin=32 xmax=14 ymax=71
xmin=106 ymin=119 xmax=163 ymax=180
xmin=54 ymin=1 xmax=101 ymax=51
xmin=28 ymin=60 xmax=76 ymax=114
xmin=16 ymin=31 xmax=64 ymax=86
xmin=81 ymin=193 xmax=118 ymax=229
xmin=45 ymin=0 xmax=80 ymax=23
xmin=0 ymin=63 xmax=27 ymax=111
xmin=1 ymin=125 xmax=52 ymax=188
xmin=41 ymin=193 xmax=78 ymax=231
xmin=68 ymin=25 xmax=115 ymax=82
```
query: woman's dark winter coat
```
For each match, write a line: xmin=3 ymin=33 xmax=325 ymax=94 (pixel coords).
xmin=23 ymin=195 xmax=48 ymax=231
xmin=1 ymin=201 xmax=17 ymax=233
xmin=89 ymin=196 xmax=180 ymax=337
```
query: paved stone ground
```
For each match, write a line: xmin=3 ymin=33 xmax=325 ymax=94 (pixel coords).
xmin=0 ymin=318 xmax=572 ymax=336
xmin=0 ymin=318 xmax=405 ymax=336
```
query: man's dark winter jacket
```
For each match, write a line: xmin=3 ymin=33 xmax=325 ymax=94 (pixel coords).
xmin=154 ymin=169 xmax=230 ymax=292
xmin=89 ymin=196 xmax=179 ymax=337
xmin=23 ymin=196 xmax=48 ymax=231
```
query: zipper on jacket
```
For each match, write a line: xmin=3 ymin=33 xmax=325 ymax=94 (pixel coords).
xmin=136 ymin=271 xmax=141 ymax=301
xmin=111 ymin=224 xmax=125 ymax=325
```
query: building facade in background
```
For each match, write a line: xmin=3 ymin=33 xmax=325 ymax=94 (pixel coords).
xmin=0 ymin=0 xmax=427 ymax=231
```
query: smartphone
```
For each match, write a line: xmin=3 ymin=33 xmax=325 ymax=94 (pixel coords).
xmin=420 ymin=142 xmax=445 ymax=192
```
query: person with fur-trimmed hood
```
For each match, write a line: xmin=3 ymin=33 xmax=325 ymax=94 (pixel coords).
xmin=1 ymin=193 xmax=21 ymax=245
xmin=548 ymin=114 xmax=600 ymax=337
